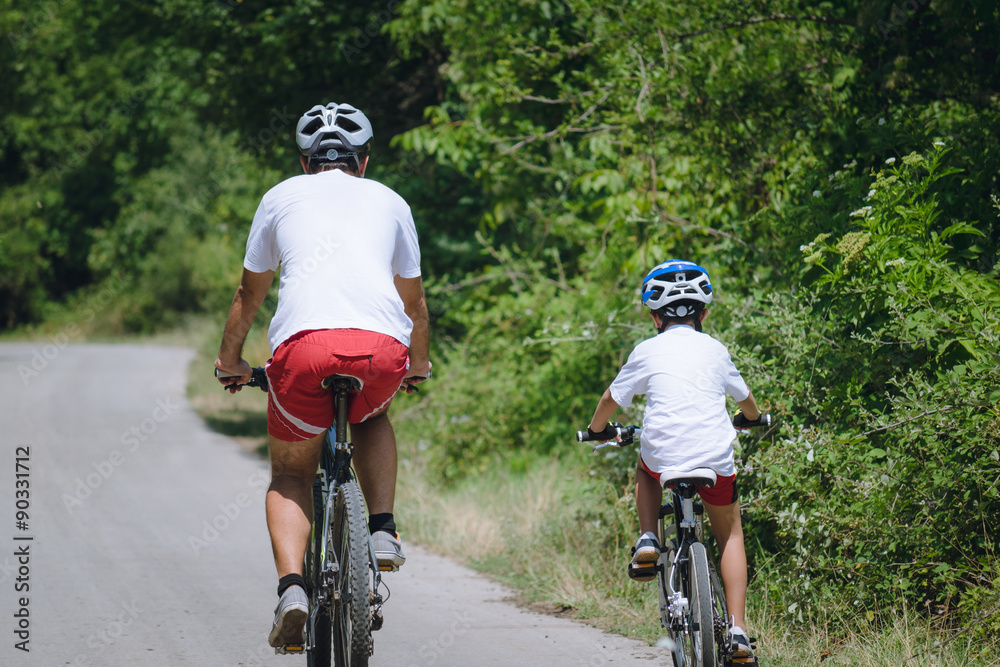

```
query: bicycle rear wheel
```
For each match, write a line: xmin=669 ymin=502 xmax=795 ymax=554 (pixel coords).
xmin=689 ymin=542 xmax=717 ymax=667
xmin=708 ymin=560 xmax=729 ymax=666
xmin=331 ymin=480 xmax=372 ymax=666
xmin=308 ymin=476 xmax=332 ymax=667
xmin=658 ymin=538 xmax=688 ymax=667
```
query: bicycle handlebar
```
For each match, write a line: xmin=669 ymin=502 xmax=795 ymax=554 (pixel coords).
xmin=215 ymin=366 xmax=269 ymax=392
xmin=732 ymin=411 xmax=772 ymax=433
xmin=576 ymin=422 xmax=641 ymax=450
xmin=215 ymin=366 xmax=428 ymax=395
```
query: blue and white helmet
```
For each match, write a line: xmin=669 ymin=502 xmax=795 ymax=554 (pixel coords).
xmin=295 ymin=103 xmax=373 ymax=159
xmin=641 ymin=259 xmax=713 ymax=317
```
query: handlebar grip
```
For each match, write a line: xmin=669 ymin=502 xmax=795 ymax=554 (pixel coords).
xmin=577 ymin=424 xmax=641 ymax=445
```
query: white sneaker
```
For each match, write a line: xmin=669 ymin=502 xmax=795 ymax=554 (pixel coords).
xmin=268 ymin=585 xmax=308 ymax=647
xmin=729 ymin=625 xmax=755 ymax=659
xmin=372 ymin=531 xmax=406 ymax=570
xmin=628 ymin=532 xmax=660 ymax=582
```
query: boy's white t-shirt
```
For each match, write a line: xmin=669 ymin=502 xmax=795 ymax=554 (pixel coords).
xmin=609 ymin=325 xmax=750 ymax=477
xmin=243 ymin=169 xmax=422 ymax=354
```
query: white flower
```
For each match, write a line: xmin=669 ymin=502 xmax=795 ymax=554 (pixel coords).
xmin=878 ymin=117 xmax=886 ymax=125
xmin=886 ymin=257 xmax=906 ymax=267
xmin=885 ymin=157 xmax=896 ymax=165
xmin=933 ymin=141 xmax=945 ymax=147
xmin=799 ymin=245 xmax=809 ymax=251
xmin=812 ymin=190 xmax=821 ymax=197
xmin=867 ymin=189 xmax=876 ymax=199
xmin=850 ymin=206 xmax=873 ymax=217
xmin=828 ymin=174 xmax=835 ymax=182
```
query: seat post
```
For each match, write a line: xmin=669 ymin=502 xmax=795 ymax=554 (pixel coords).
xmin=334 ymin=381 xmax=350 ymax=445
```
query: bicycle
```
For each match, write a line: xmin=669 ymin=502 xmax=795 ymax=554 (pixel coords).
xmin=217 ymin=366 xmax=412 ymax=666
xmin=577 ymin=416 xmax=771 ymax=667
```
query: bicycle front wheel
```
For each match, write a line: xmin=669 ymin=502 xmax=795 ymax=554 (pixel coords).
xmin=331 ymin=480 xmax=372 ymax=667
xmin=689 ymin=542 xmax=717 ymax=667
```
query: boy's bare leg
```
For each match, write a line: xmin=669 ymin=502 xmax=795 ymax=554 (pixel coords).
xmin=635 ymin=460 xmax=663 ymax=536
xmin=703 ymin=500 xmax=748 ymax=630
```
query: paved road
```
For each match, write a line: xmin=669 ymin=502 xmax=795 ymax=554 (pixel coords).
xmin=0 ymin=343 xmax=664 ymax=666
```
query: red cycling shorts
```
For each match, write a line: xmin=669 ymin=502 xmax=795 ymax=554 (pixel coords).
xmin=265 ymin=329 xmax=410 ymax=441
xmin=640 ymin=456 xmax=738 ymax=506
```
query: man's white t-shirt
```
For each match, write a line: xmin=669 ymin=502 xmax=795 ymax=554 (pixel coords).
xmin=609 ymin=325 xmax=750 ymax=476
xmin=243 ymin=169 xmax=421 ymax=354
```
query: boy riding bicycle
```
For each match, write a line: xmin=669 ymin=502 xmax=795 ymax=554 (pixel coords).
xmin=586 ymin=259 xmax=766 ymax=660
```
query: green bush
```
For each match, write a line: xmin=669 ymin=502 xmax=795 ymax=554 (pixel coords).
xmin=732 ymin=143 xmax=1000 ymax=626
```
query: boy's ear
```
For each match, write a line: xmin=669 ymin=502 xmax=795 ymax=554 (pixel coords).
xmin=699 ymin=308 xmax=710 ymax=323
xmin=650 ymin=311 xmax=663 ymax=329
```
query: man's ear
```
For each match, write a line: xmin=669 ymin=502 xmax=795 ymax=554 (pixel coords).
xmin=358 ymin=155 xmax=369 ymax=177
xmin=300 ymin=156 xmax=310 ymax=174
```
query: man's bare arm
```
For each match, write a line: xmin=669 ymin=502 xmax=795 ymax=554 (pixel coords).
xmin=216 ymin=268 xmax=275 ymax=386
xmin=394 ymin=275 xmax=431 ymax=377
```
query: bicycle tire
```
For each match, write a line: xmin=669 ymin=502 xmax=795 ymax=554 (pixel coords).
xmin=689 ymin=542 xmax=717 ymax=667
xmin=708 ymin=560 xmax=729 ymax=666
xmin=331 ymin=480 xmax=372 ymax=666
xmin=309 ymin=476 xmax=331 ymax=667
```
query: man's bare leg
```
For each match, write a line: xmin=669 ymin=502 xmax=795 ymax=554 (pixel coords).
xmin=266 ymin=432 xmax=324 ymax=577
xmin=350 ymin=412 xmax=397 ymax=515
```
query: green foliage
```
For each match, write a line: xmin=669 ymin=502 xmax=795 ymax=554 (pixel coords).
xmin=731 ymin=146 xmax=1000 ymax=626
xmin=388 ymin=0 xmax=1000 ymax=633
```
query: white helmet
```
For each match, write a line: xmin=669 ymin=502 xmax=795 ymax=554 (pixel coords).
xmin=295 ymin=103 xmax=373 ymax=159
xmin=641 ymin=259 xmax=713 ymax=318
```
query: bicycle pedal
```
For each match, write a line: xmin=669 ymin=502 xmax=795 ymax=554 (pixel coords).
xmin=275 ymin=644 xmax=305 ymax=655
xmin=627 ymin=561 xmax=659 ymax=580
xmin=377 ymin=563 xmax=398 ymax=572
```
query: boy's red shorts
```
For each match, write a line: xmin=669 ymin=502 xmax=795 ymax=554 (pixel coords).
xmin=265 ymin=329 xmax=409 ymax=442
xmin=640 ymin=456 xmax=738 ymax=506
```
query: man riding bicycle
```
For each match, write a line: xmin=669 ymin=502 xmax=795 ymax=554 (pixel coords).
xmin=214 ymin=102 xmax=431 ymax=648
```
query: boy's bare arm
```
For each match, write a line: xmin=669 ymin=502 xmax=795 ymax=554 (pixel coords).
xmin=588 ymin=388 xmax=621 ymax=432
xmin=736 ymin=389 xmax=762 ymax=421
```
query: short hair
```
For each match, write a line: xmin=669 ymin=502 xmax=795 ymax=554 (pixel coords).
xmin=306 ymin=145 xmax=370 ymax=175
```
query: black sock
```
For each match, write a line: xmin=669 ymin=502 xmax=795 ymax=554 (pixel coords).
xmin=277 ymin=573 xmax=307 ymax=598
xmin=368 ymin=512 xmax=396 ymax=536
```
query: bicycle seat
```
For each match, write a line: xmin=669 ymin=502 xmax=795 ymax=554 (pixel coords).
xmin=657 ymin=467 xmax=718 ymax=490
xmin=322 ymin=374 xmax=364 ymax=392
